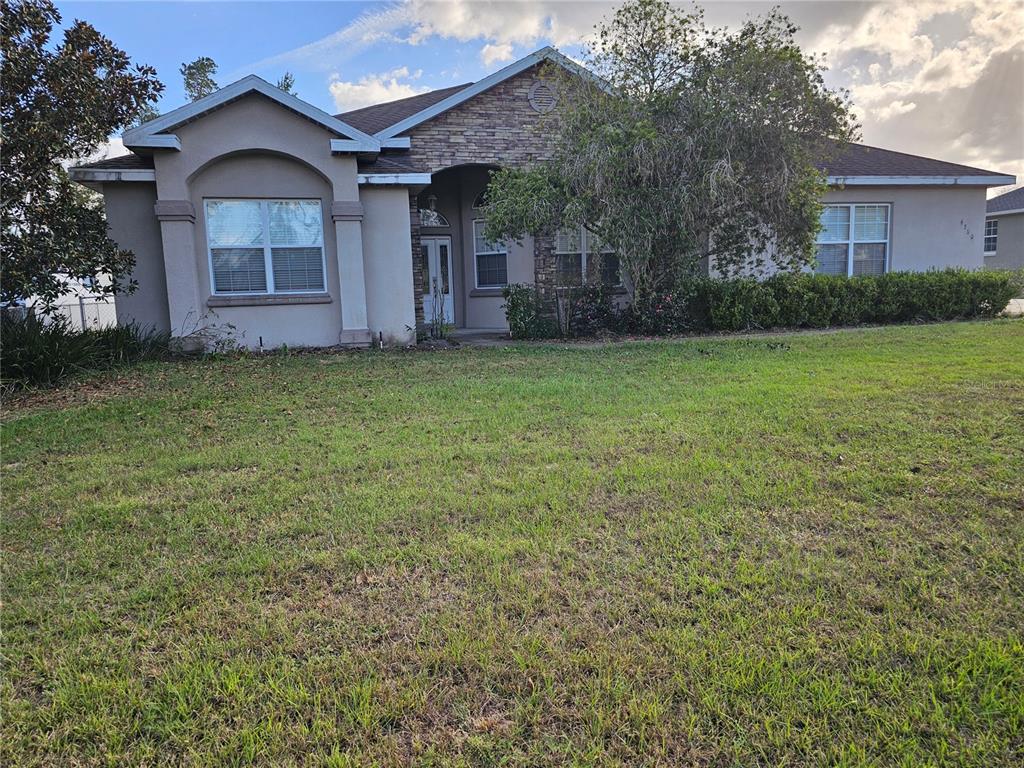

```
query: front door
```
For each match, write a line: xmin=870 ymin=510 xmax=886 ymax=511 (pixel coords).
xmin=421 ymin=236 xmax=454 ymax=326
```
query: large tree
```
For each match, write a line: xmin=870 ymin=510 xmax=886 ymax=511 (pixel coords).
xmin=483 ymin=0 xmax=858 ymax=298
xmin=1 ymin=0 xmax=163 ymax=307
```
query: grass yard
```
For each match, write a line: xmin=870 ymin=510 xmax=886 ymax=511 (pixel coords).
xmin=3 ymin=321 xmax=1023 ymax=767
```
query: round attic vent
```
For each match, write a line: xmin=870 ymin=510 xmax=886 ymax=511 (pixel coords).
xmin=528 ymin=80 xmax=558 ymax=114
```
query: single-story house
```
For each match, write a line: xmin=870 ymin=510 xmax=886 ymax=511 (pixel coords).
xmin=70 ymin=47 xmax=1016 ymax=348
xmin=984 ymin=186 xmax=1024 ymax=271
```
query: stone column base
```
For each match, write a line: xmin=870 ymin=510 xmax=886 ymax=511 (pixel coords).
xmin=339 ymin=328 xmax=372 ymax=347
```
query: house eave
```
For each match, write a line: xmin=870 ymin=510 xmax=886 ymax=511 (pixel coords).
xmin=828 ymin=174 xmax=1017 ymax=187
xmin=357 ymin=173 xmax=432 ymax=186
xmin=987 ymin=207 xmax=1024 ymax=217
xmin=68 ymin=168 xmax=156 ymax=186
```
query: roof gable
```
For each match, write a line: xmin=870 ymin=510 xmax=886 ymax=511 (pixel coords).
xmin=375 ymin=47 xmax=602 ymax=139
xmin=122 ymin=75 xmax=382 ymax=153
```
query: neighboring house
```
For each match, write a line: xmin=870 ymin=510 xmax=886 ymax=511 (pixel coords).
xmin=984 ymin=186 xmax=1024 ymax=270
xmin=69 ymin=47 xmax=1016 ymax=349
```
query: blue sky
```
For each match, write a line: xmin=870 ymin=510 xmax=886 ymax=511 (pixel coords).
xmin=57 ymin=1 xmax=1022 ymax=192
xmin=54 ymin=1 xmax=587 ymax=115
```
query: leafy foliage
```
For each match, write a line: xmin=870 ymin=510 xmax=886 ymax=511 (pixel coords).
xmin=483 ymin=0 xmax=857 ymax=298
xmin=501 ymin=285 xmax=558 ymax=339
xmin=181 ymin=56 xmax=218 ymax=101
xmin=0 ymin=310 xmax=171 ymax=389
xmin=505 ymin=270 xmax=1019 ymax=338
xmin=1 ymin=0 xmax=163 ymax=307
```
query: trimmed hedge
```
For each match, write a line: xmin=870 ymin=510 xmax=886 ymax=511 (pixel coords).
xmin=504 ymin=269 xmax=1020 ymax=339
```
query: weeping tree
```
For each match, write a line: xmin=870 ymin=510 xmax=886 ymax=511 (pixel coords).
xmin=482 ymin=0 xmax=858 ymax=299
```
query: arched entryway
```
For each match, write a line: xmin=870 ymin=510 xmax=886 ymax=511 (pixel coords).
xmin=414 ymin=164 xmax=535 ymax=331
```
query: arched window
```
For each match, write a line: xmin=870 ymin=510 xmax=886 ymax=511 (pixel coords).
xmin=418 ymin=208 xmax=450 ymax=227
xmin=472 ymin=189 xmax=488 ymax=209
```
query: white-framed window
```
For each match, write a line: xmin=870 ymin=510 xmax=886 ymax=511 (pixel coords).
xmin=205 ymin=199 xmax=326 ymax=295
xmin=554 ymin=226 xmax=621 ymax=287
xmin=815 ymin=204 xmax=890 ymax=276
xmin=472 ymin=220 xmax=508 ymax=288
xmin=984 ymin=219 xmax=998 ymax=254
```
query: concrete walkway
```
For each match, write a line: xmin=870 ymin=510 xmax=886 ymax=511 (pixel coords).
xmin=447 ymin=328 xmax=513 ymax=347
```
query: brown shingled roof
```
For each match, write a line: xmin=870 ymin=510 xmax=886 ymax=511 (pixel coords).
xmin=336 ymin=83 xmax=472 ymax=135
xmin=820 ymin=143 xmax=1002 ymax=178
xmin=74 ymin=153 xmax=154 ymax=170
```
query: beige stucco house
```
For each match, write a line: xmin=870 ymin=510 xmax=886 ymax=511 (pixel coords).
xmin=984 ymin=187 xmax=1024 ymax=271
xmin=70 ymin=47 xmax=1016 ymax=349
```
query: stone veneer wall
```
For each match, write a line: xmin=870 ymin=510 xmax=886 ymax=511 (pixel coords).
xmin=408 ymin=190 xmax=424 ymax=328
xmin=402 ymin=64 xmax=562 ymax=326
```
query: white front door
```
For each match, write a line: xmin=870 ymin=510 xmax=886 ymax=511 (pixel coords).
xmin=421 ymin=236 xmax=454 ymax=325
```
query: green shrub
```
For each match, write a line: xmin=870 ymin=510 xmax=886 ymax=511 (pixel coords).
xmin=705 ymin=277 xmax=781 ymax=331
xmin=501 ymin=285 xmax=558 ymax=339
xmin=512 ymin=269 xmax=1018 ymax=339
xmin=557 ymin=285 xmax=619 ymax=338
xmin=0 ymin=311 xmax=171 ymax=389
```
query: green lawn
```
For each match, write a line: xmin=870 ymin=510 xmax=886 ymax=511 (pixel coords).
xmin=3 ymin=321 xmax=1023 ymax=767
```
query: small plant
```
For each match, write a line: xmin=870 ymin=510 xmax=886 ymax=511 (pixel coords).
xmin=502 ymin=284 xmax=558 ymax=339
xmin=428 ymin=278 xmax=453 ymax=340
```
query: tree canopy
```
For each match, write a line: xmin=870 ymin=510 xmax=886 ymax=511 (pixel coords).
xmin=276 ymin=72 xmax=297 ymax=96
xmin=180 ymin=56 xmax=218 ymax=101
xmin=483 ymin=0 xmax=858 ymax=298
xmin=1 ymin=0 xmax=163 ymax=307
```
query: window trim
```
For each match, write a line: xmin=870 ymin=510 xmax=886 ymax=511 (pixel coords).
xmin=472 ymin=219 xmax=508 ymax=289
xmin=554 ymin=225 xmax=622 ymax=287
xmin=554 ymin=226 xmax=584 ymax=287
xmin=205 ymin=198 xmax=328 ymax=297
xmin=984 ymin=219 xmax=998 ymax=254
xmin=815 ymin=203 xmax=891 ymax=277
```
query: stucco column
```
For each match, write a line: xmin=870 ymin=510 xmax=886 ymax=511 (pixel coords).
xmin=332 ymin=201 xmax=371 ymax=346
xmin=154 ymin=200 xmax=203 ymax=346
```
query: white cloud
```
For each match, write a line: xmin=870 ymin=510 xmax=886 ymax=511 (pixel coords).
xmin=813 ymin=0 xmax=1023 ymax=183
xmin=812 ymin=2 xmax=943 ymax=70
xmin=239 ymin=3 xmax=416 ymax=75
xmin=329 ymin=66 xmax=429 ymax=111
xmin=242 ymin=0 xmax=603 ymax=75
xmin=480 ymin=42 xmax=515 ymax=67
xmin=239 ymin=0 xmax=1022 ymax=188
xmin=874 ymin=100 xmax=917 ymax=122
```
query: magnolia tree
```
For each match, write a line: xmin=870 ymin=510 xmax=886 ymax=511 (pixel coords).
xmin=482 ymin=0 xmax=858 ymax=298
xmin=1 ymin=0 xmax=162 ymax=307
